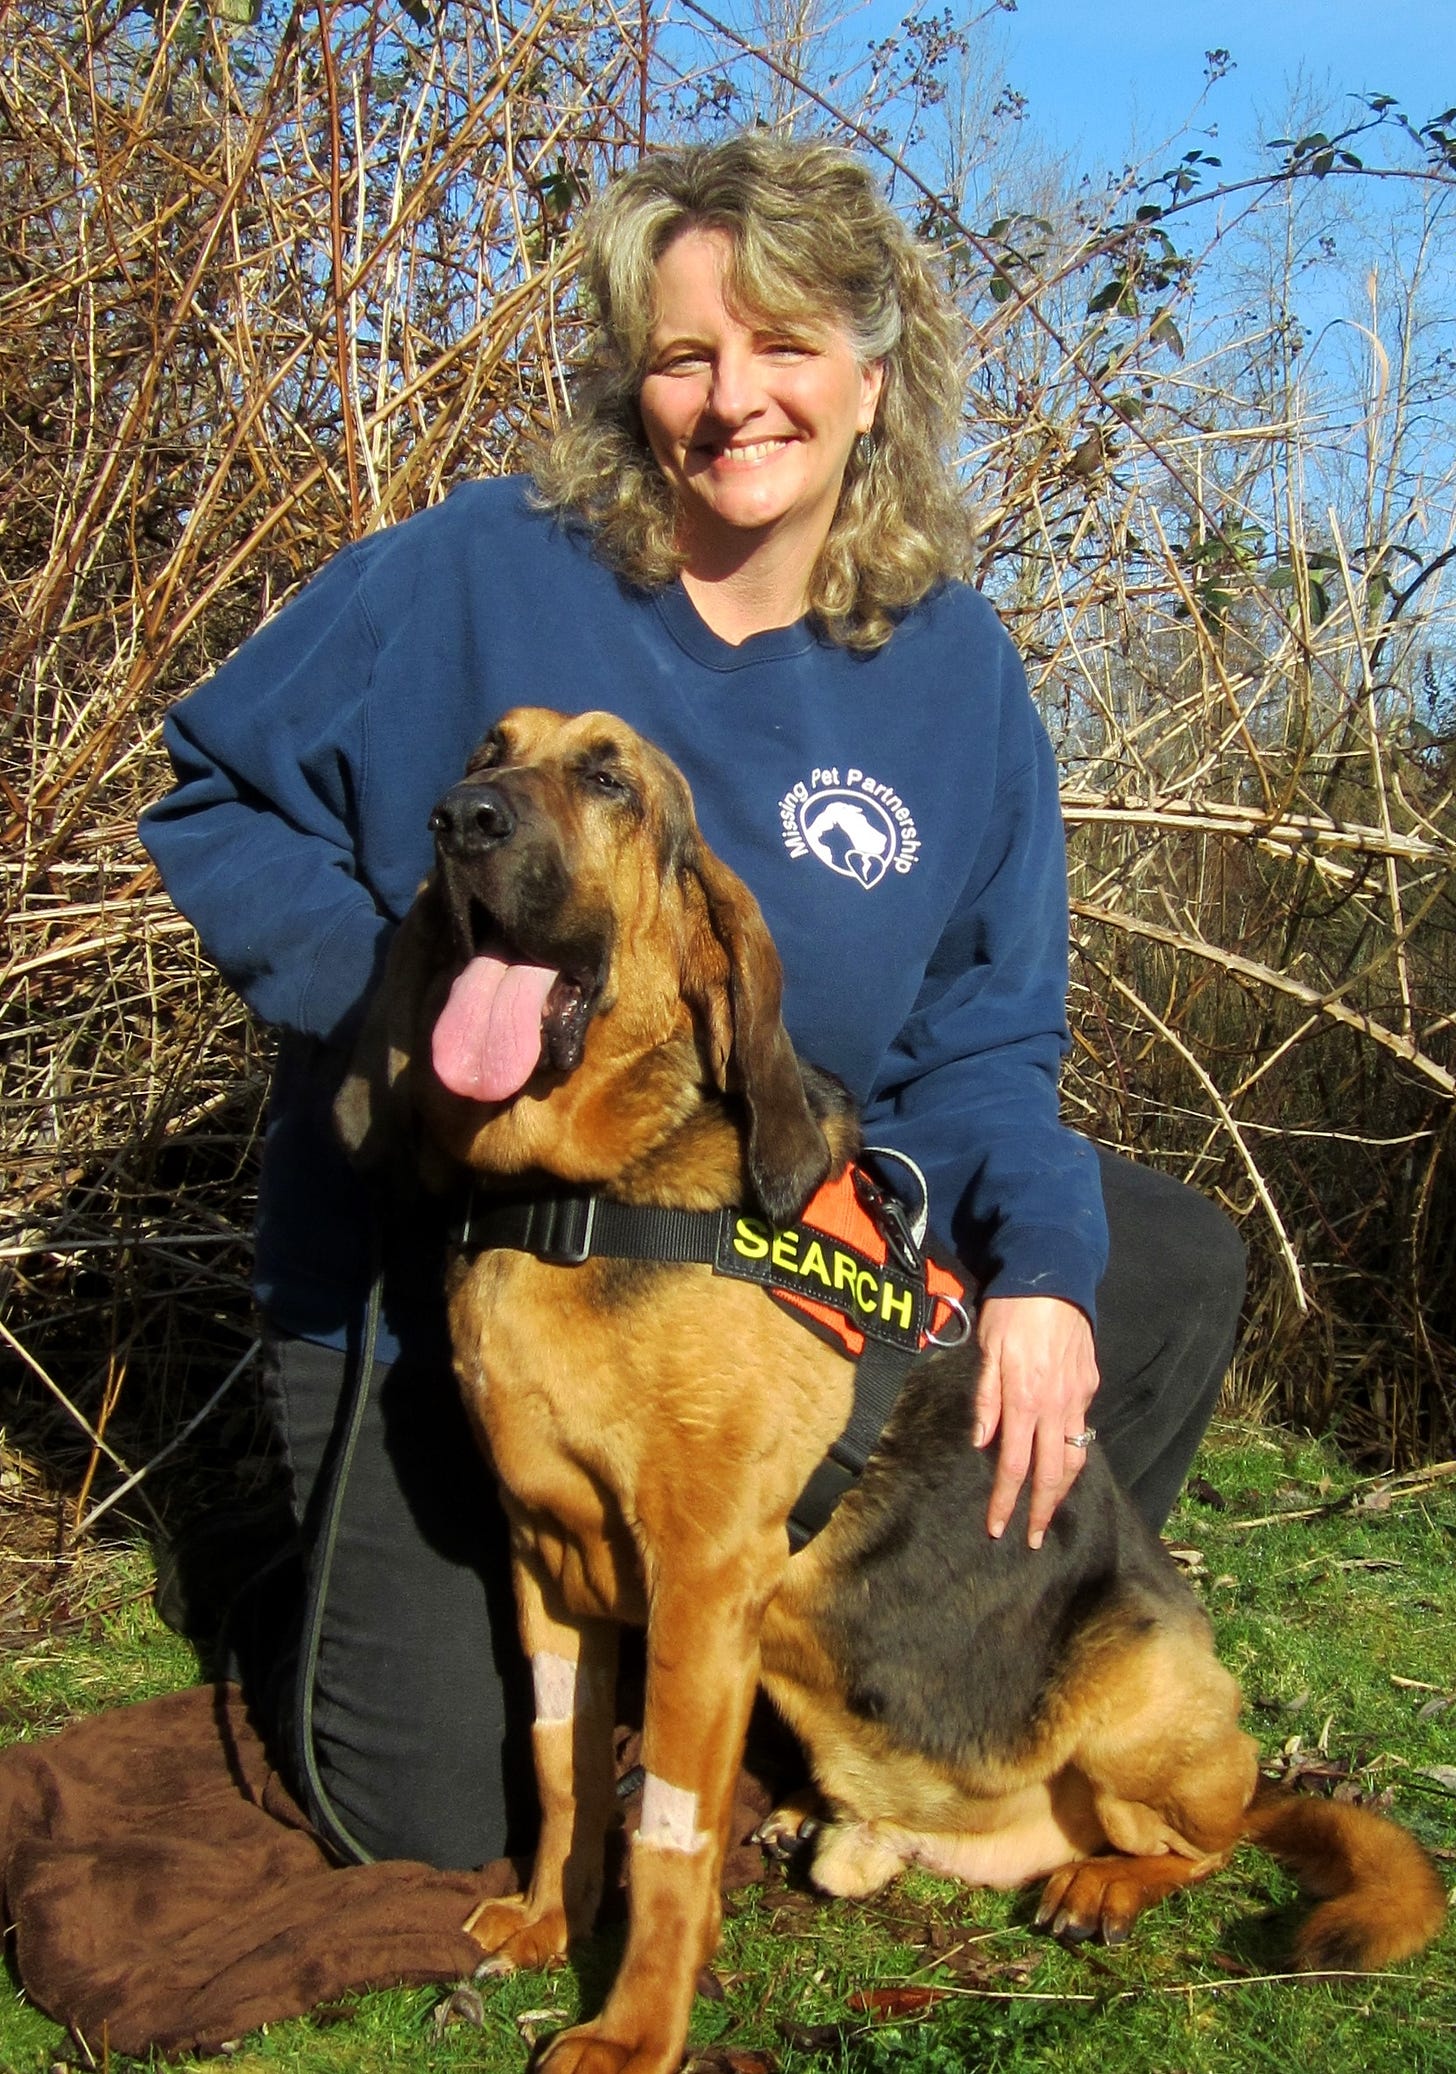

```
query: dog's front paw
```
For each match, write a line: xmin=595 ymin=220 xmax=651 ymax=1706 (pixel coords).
xmin=464 ymin=1895 xmax=569 ymax=1974
xmin=754 ymin=1789 xmax=823 ymax=1863
xmin=535 ymin=2022 xmax=675 ymax=2074
xmin=806 ymin=1818 xmax=906 ymax=1898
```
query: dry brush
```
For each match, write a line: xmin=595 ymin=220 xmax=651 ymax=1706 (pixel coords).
xmin=2 ymin=1 xmax=1453 ymax=1542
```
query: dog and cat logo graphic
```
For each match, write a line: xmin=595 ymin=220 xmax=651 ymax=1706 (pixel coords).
xmin=779 ymin=765 xmax=921 ymax=887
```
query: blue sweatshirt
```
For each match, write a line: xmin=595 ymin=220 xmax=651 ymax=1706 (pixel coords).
xmin=140 ymin=477 xmax=1107 ymax=1356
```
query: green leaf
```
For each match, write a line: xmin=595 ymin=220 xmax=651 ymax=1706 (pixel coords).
xmin=1088 ymin=274 xmax=1139 ymax=318
xmin=1149 ymin=309 xmax=1184 ymax=358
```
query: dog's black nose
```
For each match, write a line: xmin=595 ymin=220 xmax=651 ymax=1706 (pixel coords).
xmin=430 ymin=781 xmax=515 ymax=855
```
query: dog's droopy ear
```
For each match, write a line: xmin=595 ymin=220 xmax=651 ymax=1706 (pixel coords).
xmin=334 ymin=886 xmax=450 ymax=1171
xmin=684 ymin=845 xmax=831 ymax=1226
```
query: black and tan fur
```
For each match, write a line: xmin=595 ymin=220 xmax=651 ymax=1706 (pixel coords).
xmin=338 ymin=708 xmax=1445 ymax=2074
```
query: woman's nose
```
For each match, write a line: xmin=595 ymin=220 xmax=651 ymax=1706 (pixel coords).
xmin=705 ymin=342 xmax=765 ymax=425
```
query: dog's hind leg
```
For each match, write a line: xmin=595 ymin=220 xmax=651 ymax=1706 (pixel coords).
xmin=1035 ymin=1615 xmax=1258 ymax=1948
xmin=465 ymin=1545 xmax=619 ymax=1974
xmin=1036 ymin=1843 xmax=1229 ymax=1945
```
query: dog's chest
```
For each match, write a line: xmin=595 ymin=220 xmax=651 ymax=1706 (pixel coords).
xmin=446 ymin=1251 xmax=641 ymax=1506
xmin=445 ymin=1243 xmax=855 ymax=1546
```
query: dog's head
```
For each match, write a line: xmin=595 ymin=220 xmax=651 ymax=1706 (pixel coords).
xmin=336 ymin=707 xmax=834 ymax=1223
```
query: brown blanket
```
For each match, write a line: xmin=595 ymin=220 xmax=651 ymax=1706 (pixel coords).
xmin=0 ymin=1684 xmax=773 ymax=2060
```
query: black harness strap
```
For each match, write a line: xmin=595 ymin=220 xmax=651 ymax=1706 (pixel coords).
xmin=458 ymin=1190 xmax=722 ymax=1270
xmin=450 ymin=1185 xmax=948 ymax=1546
xmin=786 ymin=1336 xmax=912 ymax=1545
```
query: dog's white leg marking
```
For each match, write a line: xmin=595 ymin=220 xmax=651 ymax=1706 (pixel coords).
xmin=531 ymin=1650 xmax=579 ymax=1725
xmin=638 ymin=1773 xmax=711 ymax=1854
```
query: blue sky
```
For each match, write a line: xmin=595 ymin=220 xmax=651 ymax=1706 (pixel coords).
xmin=988 ymin=0 xmax=1454 ymax=177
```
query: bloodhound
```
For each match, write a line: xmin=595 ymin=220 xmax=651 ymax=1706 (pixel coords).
xmin=337 ymin=708 xmax=1444 ymax=2074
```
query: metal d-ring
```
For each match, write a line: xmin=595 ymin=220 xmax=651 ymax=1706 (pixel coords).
xmin=925 ymin=1290 xmax=973 ymax=1349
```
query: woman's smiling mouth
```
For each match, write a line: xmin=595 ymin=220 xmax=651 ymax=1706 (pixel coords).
xmin=703 ymin=437 xmax=795 ymax=467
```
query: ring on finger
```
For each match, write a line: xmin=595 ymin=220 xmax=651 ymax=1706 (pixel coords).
xmin=1065 ymin=1427 xmax=1097 ymax=1450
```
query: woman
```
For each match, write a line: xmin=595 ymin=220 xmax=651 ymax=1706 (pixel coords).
xmin=140 ymin=134 xmax=1245 ymax=1871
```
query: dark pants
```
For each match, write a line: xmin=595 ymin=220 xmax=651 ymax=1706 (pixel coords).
xmin=261 ymin=1145 xmax=1245 ymax=1870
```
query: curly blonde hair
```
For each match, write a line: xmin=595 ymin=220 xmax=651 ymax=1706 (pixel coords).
xmin=531 ymin=134 xmax=972 ymax=651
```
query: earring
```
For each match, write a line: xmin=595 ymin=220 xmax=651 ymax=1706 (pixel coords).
xmin=854 ymin=431 xmax=876 ymax=467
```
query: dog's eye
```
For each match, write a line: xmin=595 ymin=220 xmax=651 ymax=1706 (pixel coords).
xmin=468 ymin=730 xmax=506 ymax=774
xmin=581 ymin=765 xmax=634 ymax=804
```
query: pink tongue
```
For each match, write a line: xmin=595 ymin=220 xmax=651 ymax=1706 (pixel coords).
xmin=430 ymin=953 xmax=560 ymax=1102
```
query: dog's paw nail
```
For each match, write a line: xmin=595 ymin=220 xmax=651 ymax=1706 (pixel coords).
xmin=755 ymin=1811 xmax=818 ymax=1862
xmin=1101 ymin=1921 xmax=1130 ymax=1946
xmin=474 ymin=1953 xmax=517 ymax=1979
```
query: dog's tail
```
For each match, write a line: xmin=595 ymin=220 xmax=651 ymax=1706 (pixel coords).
xmin=1243 ymin=1788 xmax=1447 ymax=1969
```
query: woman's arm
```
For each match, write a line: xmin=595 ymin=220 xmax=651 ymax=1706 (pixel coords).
xmin=140 ymin=544 xmax=397 ymax=1041
xmin=862 ymin=648 xmax=1106 ymax=1541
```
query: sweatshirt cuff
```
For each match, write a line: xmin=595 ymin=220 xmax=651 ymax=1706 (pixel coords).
xmin=298 ymin=904 xmax=393 ymax=1043
xmin=975 ymin=1222 xmax=1105 ymax=1327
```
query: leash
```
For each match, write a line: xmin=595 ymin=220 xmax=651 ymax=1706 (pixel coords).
xmin=293 ymin=1258 xmax=383 ymax=1866
xmin=450 ymin=1157 xmax=973 ymax=1548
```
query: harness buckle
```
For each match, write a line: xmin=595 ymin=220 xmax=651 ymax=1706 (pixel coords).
xmin=525 ymin=1192 xmax=598 ymax=1265
xmin=850 ymin=1164 xmax=923 ymax=1279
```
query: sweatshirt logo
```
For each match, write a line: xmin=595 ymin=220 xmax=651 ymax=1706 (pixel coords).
xmin=779 ymin=766 xmax=921 ymax=887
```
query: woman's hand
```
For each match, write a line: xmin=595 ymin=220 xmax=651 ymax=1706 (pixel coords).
xmin=972 ymin=1295 xmax=1099 ymax=1548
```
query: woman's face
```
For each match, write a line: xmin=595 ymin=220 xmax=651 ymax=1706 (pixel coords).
xmin=638 ymin=228 xmax=884 ymax=581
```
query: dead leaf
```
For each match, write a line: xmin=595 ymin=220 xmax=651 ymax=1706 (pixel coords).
xmin=514 ymin=2006 xmax=570 ymax=2047
xmin=696 ymin=1967 xmax=726 ymax=2001
xmin=432 ymin=1986 xmax=485 ymax=2037
xmin=1187 ymin=1476 xmax=1226 ymax=1511
xmin=999 ymin=1956 xmax=1038 ymax=1982
xmin=308 ymin=2002 xmax=358 ymax=2028
xmin=846 ymin=1986 xmax=949 ymax=2018
xmin=685 ymin=2050 xmax=778 ymax=2074
xmin=778 ymin=2021 xmax=847 ymax=2052
xmin=1418 ymin=1766 xmax=1456 ymax=1792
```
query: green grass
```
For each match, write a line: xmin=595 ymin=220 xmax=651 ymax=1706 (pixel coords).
xmin=3 ymin=1423 xmax=1453 ymax=2072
